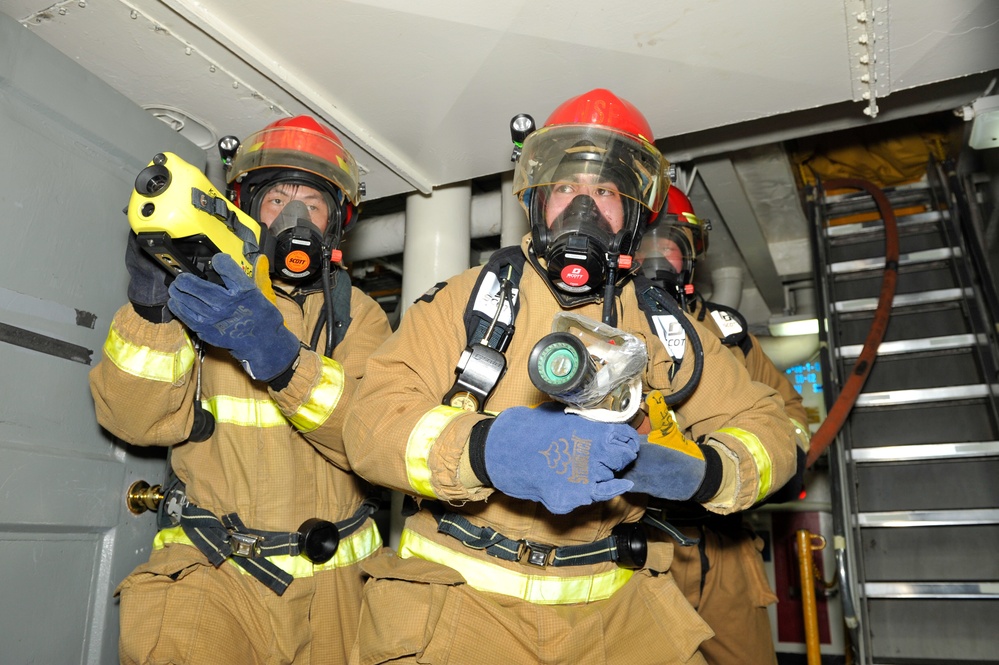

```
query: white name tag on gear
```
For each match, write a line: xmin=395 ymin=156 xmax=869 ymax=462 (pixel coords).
xmin=472 ymin=271 xmax=518 ymax=325
xmin=710 ymin=309 xmax=744 ymax=338
xmin=651 ymin=314 xmax=686 ymax=360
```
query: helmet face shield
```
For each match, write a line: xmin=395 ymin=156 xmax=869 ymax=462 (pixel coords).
xmin=514 ymin=125 xmax=668 ymax=222
xmin=636 ymin=222 xmax=696 ymax=279
xmin=229 ymin=122 xmax=361 ymax=208
xmin=510 ymin=90 xmax=669 ymax=307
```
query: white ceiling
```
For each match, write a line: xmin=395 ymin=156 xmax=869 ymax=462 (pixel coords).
xmin=5 ymin=0 xmax=999 ymax=324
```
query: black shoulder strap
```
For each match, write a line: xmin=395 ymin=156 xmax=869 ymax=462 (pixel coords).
xmin=329 ymin=268 xmax=353 ymax=350
xmin=702 ymin=300 xmax=753 ymax=356
xmin=632 ymin=273 xmax=685 ymax=374
xmin=462 ymin=246 xmax=527 ymax=351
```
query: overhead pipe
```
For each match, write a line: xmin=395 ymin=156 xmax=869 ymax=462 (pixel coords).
xmin=707 ymin=265 xmax=744 ymax=310
xmin=756 ymin=334 xmax=821 ymax=371
xmin=343 ymin=189 xmax=505 ymax=263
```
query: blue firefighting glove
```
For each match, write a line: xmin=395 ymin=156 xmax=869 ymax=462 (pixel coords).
xmin=125 ymin=231 xmax=173 ymax=323
xmin=620 ymin=391 xmax=722 ymax=502
xmin=467 ymin=402 xmax=640 ymax=515
xmin=167 ymin=253 xmax=301 ymax=382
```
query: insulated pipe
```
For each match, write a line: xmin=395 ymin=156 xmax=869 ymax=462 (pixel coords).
xmin=756 ymin=334 xmax=820 ymax=371
xmin=401 ymin=182 xmax=473 ymax=313
xmin=707 ymin=265 xmax=744 ymax=309
xmin=343 ymin=189 xmax=503 ymax=263
xmin=500 ymin=172 xmax=530 ymax=248
xmin=389 ymin=183 xmax=473 ymax=550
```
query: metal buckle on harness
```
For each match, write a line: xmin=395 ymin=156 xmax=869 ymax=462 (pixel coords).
xmin=519 ymin=540 xmax=555 ymax=567
xmin=228 ymin=531 xmax=263 ymax=558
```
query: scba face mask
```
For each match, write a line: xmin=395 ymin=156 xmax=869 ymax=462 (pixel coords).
xmin=637 ymin=225 xmax=697 ymax=301
xmin=543 ymin=194 xmax=620 ymax=297
xmin=252 ymin=180 xmax=339 ymax=282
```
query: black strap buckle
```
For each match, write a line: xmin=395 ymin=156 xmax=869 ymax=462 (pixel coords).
xmin=519 ymin=540 xmax=555 ymax=567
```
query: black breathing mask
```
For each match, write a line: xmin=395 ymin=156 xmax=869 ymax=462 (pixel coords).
xmin=541 ymin=195 xmax=618 ymax=298
xmin=638 ymin=227 xmax=695 ymax=305
xmin=268 ymin=200 xmax=326 ymax=282
xmin=645 ymin=261 xmax=691 ymax=304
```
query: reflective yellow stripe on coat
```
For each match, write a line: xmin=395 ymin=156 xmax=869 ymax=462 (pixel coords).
xmin=405 ymin=405 xmax=465 ymax=498
xmin=790 ymin=417 xmax=812 ymax=452
xmin=103 ymin=326 xmax=195 ymax=383
xmin=202 ymin=394 xmax=288 ymax=428
xmin=287 ymin=356 xmax=345 ymax=433
xmin=153 ymin=519 xmax=382 ymax=577
xmin=399 ymin=528 xmax=633 ymax=605
xmin=717 ymin=426 xmax=773 ymax=502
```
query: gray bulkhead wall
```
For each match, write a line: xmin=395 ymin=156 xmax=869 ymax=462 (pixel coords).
xmin=0 ymin=13 xmax=203 ymax=664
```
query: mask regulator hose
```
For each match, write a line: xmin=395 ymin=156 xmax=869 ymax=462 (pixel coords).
xmin=644 ymin=285 xmax=704 ymax=406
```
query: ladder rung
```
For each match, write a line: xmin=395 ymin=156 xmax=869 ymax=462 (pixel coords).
xmin=825 ymin=210 xmax=946 ymax=239
xmin=864 ymin=581 xmax=999 ymax=599
xmin=848 ymin=441 xmax=999 ymax=463
xmin=858 ymin=508 xmax=999 ymax=527
xmin=837 ymin=334 xmax=981 ymax=359
xmin=823 ymin=181 xmax=932 ymax=209
xmin=828 ymin=247 xmax=962 ymax=274
xmin=855 ymin=384 xmax=996 ymax=407
xmin=834 ymin=288 xmax=973 ymax=313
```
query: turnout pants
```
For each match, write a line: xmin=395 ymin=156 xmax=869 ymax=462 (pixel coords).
xmin=670 ymin=524 xmax=778 ymax=665
xmin=117 ymin=541 xmax=370 ymax=665
xmin=348 ymin=547 xmax=713 ymax=665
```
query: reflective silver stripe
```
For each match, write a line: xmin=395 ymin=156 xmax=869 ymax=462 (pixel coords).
xmin=717 ymin=426 xmax=773 ymax=503
xmin=406 ymin=405 xmax=465 ymax=498
xmin=287 ymin=356 xmax=345 ymax=433
xmin=203 ymin=394 xmax=288 ymax=428
xmin=103 ymin=325 xmax=195 ymax=383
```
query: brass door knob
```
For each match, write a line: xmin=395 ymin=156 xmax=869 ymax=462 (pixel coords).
xmin=126 ymin=480 xmax=164 ymax=515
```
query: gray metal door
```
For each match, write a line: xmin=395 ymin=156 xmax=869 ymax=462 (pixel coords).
xmin=0 ymin=13 xmax=206 ymax=664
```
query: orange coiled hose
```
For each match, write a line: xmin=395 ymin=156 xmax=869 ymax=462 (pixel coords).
xmin=806 ymin=178 xmax=900 ymax=468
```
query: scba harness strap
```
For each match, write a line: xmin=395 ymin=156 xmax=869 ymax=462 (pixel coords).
xmin=446 ymin=245 xmax=687 ymax=413
xmin=695 ymin=298 xmax=753 ymax=356
xmin=423 ymin=501 xmax=701 ymax=572
xmin=179 ymin=499 xmax=379 ymax=595
xmin=425 ymin=502 xmax=648 ymax=569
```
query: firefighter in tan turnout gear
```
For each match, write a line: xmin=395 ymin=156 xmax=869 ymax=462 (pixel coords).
xmin=342 ymin=89 xmax=798 ymax=664
xmin=635 ymin=188 xmax=811 ymax=664
xmin=90 ymin=116 xmax=392 ymax=664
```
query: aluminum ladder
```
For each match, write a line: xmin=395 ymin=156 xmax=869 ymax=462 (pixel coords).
xmin=805 ymin=159 xmax=999 ymax=664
